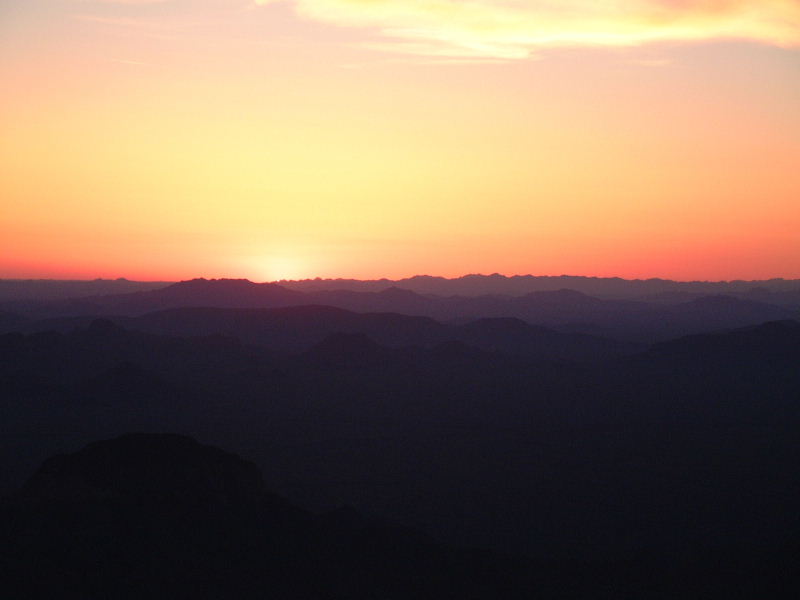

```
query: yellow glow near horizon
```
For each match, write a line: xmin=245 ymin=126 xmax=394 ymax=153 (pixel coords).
xmin=255 ymin=255 xmax=313 ymax=282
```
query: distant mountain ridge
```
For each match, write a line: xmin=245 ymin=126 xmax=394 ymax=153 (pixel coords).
xmin=0 ymin=278 xmax=171 ymax=302
xmin=94 ymin=278 xmax=305 ymax=313
xmin=3 ymin=317 xmax=800 ymax=566
xmin=2 ymin=277 xmax=797 ymax=343
xmin=1 ymin=306 xmax=640 ymax=362
xmin=4 ymin=274 xmax=800 ymax=303
xmin=278 ymin=273 xmax=800 ymax=300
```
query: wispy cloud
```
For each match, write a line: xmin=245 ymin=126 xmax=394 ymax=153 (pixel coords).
xmin=254 ymin=0 xmax=800 ymax=60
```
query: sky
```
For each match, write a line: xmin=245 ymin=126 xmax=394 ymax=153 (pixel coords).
xmin=2 ymin=0 xmax=799 ymax=282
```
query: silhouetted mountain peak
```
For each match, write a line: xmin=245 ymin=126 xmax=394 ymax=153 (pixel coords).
xmin=166 ymin=278 xmax=270 ymax=293
xmin=405 ymin=275 xmax=445 ymax=282
xmin=310 ymin=332 xmax=383 ymax=352
xmin=73 ymin=361 xmax=176 ymax=401
xmin=20 ymin=433 xmax=266 ymax=506
xmin=649 ymin=319 xmax=800 ymax=361
xmin=431 ymin=340 xmax=488 ymax=358
xmin=305 ymin=332 xmax=389 ymax=366
xmin=85 ymin=318 xmax=122 ymax=335
xmin=674 ymin=295 xmax=793 ymax=321
xmin=464 ymin=316 xmax=528 ymax=327
xmin=459 ymin=317 xmax=547 ymax=336
xmin=686 ymin=294 xmax=743 ymax=307
xmin=756 ymin=319 xmax=800 ymax=331
xmin=522 ymin=288 xmax=600 ymax=304
xmin=80 ymin=277 xmax=305 ymax=314
xmin=724 ymin=318 xmax=800 ymax=338
xmin=378 ymin=286 xmax=424 ymax=299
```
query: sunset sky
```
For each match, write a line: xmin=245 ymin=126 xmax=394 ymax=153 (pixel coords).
xmin=2 ymin=0 xmax=799 ymax=282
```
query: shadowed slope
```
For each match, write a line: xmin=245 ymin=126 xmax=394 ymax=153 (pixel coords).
xmin=4 ymin=433 xmax=799 ymax=599
xmin=0 ymin=434 xmax=547 ymax=599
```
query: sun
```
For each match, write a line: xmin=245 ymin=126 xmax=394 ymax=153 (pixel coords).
xmin=260 ymin=255 xmax=309 ymax=282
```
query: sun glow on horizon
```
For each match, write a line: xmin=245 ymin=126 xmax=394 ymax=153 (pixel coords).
xmin=254 ymin=255 xmax=313 ymax=283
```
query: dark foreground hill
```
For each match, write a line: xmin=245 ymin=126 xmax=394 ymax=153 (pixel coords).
xmin=3 ymin=433 xmax=799 ymax=599
xmin=0 ymin=434 xmax=536 ymax=599
xmin=2 ymin=319 xmax=800 ymax=566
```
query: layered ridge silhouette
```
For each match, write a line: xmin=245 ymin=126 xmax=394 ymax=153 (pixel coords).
xmin=2 ymin=275 xmax=800 ymax=597
xmin=2 ymin=318 xmax=800 ymax=561
xmin=2 ymin=277 xmax=798 ymax=342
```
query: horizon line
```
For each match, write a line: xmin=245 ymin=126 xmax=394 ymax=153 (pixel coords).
xmin=2 ymin=273 xmax=800 ymax=286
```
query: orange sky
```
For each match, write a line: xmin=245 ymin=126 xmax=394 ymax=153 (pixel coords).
xmin=2 ymin=1 xmax=799 ymax=282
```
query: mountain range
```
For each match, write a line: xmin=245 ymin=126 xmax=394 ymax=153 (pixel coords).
xmin=3 ymin=317 xmax=800 ymax=562
xmin=3 ymin=274 xmax=800 ymax=596
xmin=2 ymin=277 xmax=797 ymax=343
xmin=4 ymin=273 xmax=800 ymax=302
